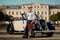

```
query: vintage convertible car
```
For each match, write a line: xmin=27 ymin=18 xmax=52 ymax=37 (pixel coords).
xmin=7 ymin=19 xmax=55 ymax=37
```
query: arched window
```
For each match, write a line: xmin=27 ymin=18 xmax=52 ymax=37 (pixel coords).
xmin=41 ymin=11 xmax=43 ymax=15
xmin=45 ymin=11 xmax=47 ymax=15
xmin=53 ymin=11 xmax=54 ymax=15
xmin=9 ymin=11 xmax=10 ymax=15
xmin=12 ymin=12 xmax=14 ymax=15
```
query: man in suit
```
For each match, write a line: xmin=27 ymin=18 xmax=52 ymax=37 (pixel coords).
xmin=23 ymin=6 xmax=37 ymax=38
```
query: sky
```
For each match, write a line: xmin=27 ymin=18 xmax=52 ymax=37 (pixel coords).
xmin=0 ymin=0 xmax=60 ymax=5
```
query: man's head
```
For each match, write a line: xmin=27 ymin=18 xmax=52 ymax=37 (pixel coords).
xmin=27 ymin=7 xmax=32 ymax=12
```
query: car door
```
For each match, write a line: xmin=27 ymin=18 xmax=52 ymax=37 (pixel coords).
xmin=13 ymin=20 xmax=27 ymax=31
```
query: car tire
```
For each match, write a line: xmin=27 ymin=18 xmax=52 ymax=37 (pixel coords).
xmin=7 ymin=27 xmax=14 ymax=34
xmin=46 ymin=22 xmax=55 ymax=37
xmin=46 ymin=26 xmax=55 ymax=37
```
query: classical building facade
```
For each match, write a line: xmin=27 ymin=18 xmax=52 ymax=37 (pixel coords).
xmin=0 ymin=3 xmax=60 ymax=21
xmin=21 ymin=3 xmax=49 ymax=21
xmin=49 ymin=5 xmax=60 ymax=16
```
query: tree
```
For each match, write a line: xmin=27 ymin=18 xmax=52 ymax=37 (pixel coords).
xmin=4 ymin=14 xmax=13 ymax=21
xmin=0 ymin=10 xmax=13 ymax=21
xmin=50 ymin=14 xmax=56 ymax=22
xmin=50 ymin=12 xmax=60 ymax=22
xmin=56 ymin=12 xmax=60 ymax=21
xmin=0 ymin=11 xmax=4 ymax=21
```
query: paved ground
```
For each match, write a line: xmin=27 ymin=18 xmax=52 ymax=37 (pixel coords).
xmin=0 ymin=32 xmax=60 ymax=40
xmin=0 ymin=25 xmax=60 ymax=40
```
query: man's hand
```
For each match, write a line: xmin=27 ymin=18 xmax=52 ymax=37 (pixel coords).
xmin=31 ymin=20 xmax=35 ymax=24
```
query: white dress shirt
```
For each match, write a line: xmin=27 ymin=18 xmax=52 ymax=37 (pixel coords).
xmin=26 ymin=12 xmax=37 ymax=20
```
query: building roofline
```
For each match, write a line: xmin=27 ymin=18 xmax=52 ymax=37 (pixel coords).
xmin=0 ymin=3 xmax=60 ymax=9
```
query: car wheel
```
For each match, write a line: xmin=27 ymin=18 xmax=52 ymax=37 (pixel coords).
xmin=46 ymin=22 xmax=55 ymax=37
xmin=45 ymin=26 xmax=55 ymax=37
xmin=7 ymin=27 xmax=14 ymax=34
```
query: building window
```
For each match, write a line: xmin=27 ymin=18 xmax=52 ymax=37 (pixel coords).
xmin=41 ymin=6 xmax=43 ymax=8
xmin=37 ymin=6 xmax=39 ymax=8
xmin=9 ymin=11 xmax=10 ymax=15
xmin=12 ymin=12 xmax=14 ymax=15
xmin=45 ymin=6 xmax=47 ymax=8
xmin=34 ymin=6 xmax=36 ymax=8
xmin=49 ymin=11 xmax=51 ymax=15
xmin=20 ymin=12 xmax=21 ymax=15
xmin=16 ymin=11 xmax=18 ymax=15
xmin=53 ymin=11 xmax=54 ymax=15
xmin=41 ymin=11 xmax=43 ymax=15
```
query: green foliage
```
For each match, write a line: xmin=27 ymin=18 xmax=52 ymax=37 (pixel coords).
xmin=56 ymin=12 xmax=60 ymax=20
xmin=50 ymin=12 xmax=60 ymax=22
xmin=0 ymin=11 xmax=13 ymax=21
